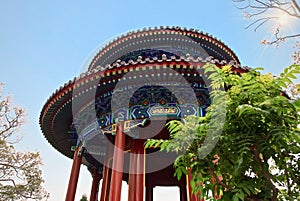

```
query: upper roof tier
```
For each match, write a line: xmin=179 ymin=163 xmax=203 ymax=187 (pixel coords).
xmin=87 ymin=26 xmax=240 ymax=71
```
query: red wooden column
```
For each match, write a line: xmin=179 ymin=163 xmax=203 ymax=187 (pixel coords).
xmin=128 ymin=139 xmax=145 ymax=201
xmin=90 ymin=169 xmax=102 ymax=201
xmin=65 ymin=145 xmax=84 ymax=201
xmin=100 ymin=140 xmax=114 ymax=201
xmin=100 ymin=167 xmax=112 ymax=201
xmin=108 ymin=121 xmax=125 ymax=201
xmin=128 ymin=146 xmax=137 ymax=201
xmin=187 ymin=169 xmax=202 ymax=201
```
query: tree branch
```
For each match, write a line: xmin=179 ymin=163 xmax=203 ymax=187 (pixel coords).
xmin=252 ymin=17 xmax=277 ymax=31
xmin=267 ymin=33 xmax=300 ymax=45
xmin=208 ymin=166 xmax=233 ymax=191
xmin=291 ymin=0 xmax=300 ymax=13
xmin=251 ymin=143 xmax=278 ymax=201
xmin=235 ymin=0 xmax=300 ymax=20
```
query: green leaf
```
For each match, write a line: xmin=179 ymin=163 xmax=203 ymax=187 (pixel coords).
xmin=233 ymin=155 xmax=244 ymax=175
xmin=233 ymin=195 xmax=239 ymax=201
xmin=204 ymin=64 xmax=219 ymax=73
xmin=243 ymin=187 xmax=251 ymax=196
xmin=251 ymin=67 xmax=264 ymax=71
xmin=287 ymin=73 xmax=297 ymax=79
xmin=281 ymin=77 xmax=293 ymax=84
xmin=284 ymin=67 xmax=289 ymax=74
xmin=237 ymin=191 xmax=245 ymax=200
xmin=294 ymin=99 xmax=300 ymax=108
xmin=175 ymin=167 xmax=183 ymax=180
xmin=277 ymin=80 xmax=287 ymax=88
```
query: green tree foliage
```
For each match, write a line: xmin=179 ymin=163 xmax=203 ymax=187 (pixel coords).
xmin=80 ymin=194 xmax=88 ymax=201
xmin=146 ymin=64 xmax=300 ymax=200
xmin=0 ymin=83 xmax=49 ymax=200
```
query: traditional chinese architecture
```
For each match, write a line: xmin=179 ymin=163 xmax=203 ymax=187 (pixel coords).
xmin=40 ymin=26 xmax=247 ymax=201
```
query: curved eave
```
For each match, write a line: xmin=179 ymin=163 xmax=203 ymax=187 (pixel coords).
xmin=40 ymin=56 xmax=249 ymax=160
xmin=88 ymin=26 xmax=240 ymax=70
xmin=40 ymin=85 xmax=75 ymax=159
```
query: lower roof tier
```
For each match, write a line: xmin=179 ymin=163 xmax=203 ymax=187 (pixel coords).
xmin=40 ymin=58 xmax=248 ymax=164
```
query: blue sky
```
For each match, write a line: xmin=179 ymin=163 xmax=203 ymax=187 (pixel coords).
xmin=0 ymin=1 xmax=298 ymax=200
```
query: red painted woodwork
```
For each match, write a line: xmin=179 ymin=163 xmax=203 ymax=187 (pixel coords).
xmin=90 ymin=170 xmax=101 ymax=201
xmin=128 ymin=148 xmax=137 ymax=201
xmin=108 ymin=121 xmax=125 ymax=201
xmin=100 ymin=166 xmax=112 ymax=201
xmin=187 ymin=169 xmax=202 ymax=201
xmin=128 ymin=140 xmax=145 ymax=201
xmin=100 ymin=141 xmax=114 ymax=201
xmin=65 ymin=146 xmax=83 ymax=201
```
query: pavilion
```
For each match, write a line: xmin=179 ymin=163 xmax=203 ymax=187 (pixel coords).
xmin=40 ymin=26 xmax=247 ymax=201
